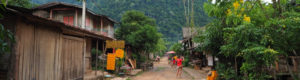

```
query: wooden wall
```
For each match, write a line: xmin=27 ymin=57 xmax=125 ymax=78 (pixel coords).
xmin=61 ymin=35 xmax=84 ymax=80
xmin=275 ymin=56 xmax=300 ymax=73
xmin=14 ymin=19 xmax=86 ymax=80
xmin=85 ymin=38 xmax=92 ymax=73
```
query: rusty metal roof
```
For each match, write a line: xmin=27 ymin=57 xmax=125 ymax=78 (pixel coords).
xmin=32 ymin=2 xmax=118 ymax=23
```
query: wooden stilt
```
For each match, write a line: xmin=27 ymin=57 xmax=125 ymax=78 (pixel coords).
xmin=95 ymin=40 xmax=98 ymax=75
xmin=102 ymin=41 xmax=106 ymax=80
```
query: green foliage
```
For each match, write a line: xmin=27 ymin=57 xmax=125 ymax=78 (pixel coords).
xmin=201 ymin=22 xmax=223 ymax=55
xmin=131 ymin=53 xmax=138 ymax=60
xmin=155 ymin=38 xmax=167 ymax=52
xmin=91 ymin=48 xmax=102 ymax=55
xmin=116 ymin=58 xmax=123 ymax=68
xmin=182 ymin=55 xmax=189 ymax=67
xmin=91 ymin=48 xmax=103 ymax=70
xmin=7 ymin=0 xmax=35 ymax=8
xmin=126 ymin=78 xmax=132 ymax=80
xmin=0 ymin=2 xmax=14 ymax=55
xmin=197 ymin=0 xmax=300 ymax=79
xmin=116 ymin=10 xmax=161 ymax=54
xmin=239 ymin=46 xmax=278 ymax=79
xmin=170 ymin=43 xmax=181 ymax=52
xmin=132 ymin=52 xmax=147 ymax=64
xmin=154 ymin=38 xmax=168 ymax=56
xmin=215 ymin=63 xmax=239 ymax=80
xmin=0 ymin=25 xmax=14 ymax=54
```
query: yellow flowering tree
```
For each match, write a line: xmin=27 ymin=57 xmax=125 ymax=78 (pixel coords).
xmin=201 ymin=0 xmax=300 ymax=79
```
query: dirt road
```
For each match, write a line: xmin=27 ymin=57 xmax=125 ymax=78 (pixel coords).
xmin=130 ymin=57 xmax=195 ymax=80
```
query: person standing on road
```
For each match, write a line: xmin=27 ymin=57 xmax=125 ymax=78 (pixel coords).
xmin=172 ymin=56 xmax=177 ymax=68
xmin=157 ymin=56 xmax=160 ymax=62
xmin=176 ymin=56 xmax=184 ymax=78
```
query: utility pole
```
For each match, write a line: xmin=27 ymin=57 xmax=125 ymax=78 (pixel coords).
xmin=82 ymin=0 xmax=86 ymax=79
xmin=82 ymin=0 xmax=86 ymax=28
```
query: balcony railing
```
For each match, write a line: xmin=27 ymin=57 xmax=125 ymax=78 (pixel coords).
xmin=92 ymin=28 xmax=108 ymax=36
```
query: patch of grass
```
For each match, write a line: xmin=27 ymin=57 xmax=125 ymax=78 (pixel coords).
xmin=126 ymin=78 xmax=132 ymax=80
xmin=134 ymin=71 xmax=144 ymax=76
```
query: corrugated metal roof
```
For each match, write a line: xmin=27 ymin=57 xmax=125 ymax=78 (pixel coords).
xmin=32 ymin=2 xmax=118 ymax=23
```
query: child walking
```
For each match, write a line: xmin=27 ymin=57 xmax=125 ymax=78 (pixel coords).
xmin=176 ymin=56 xmax=184 ymax=78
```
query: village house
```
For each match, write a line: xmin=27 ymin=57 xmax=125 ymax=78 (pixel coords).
xmin=0 ymin=2 xmax=116 ymax=80
xmin=32 ymin=2 xmax=116 ymax=38
xmin=181 ymin=27 xmax=214 ymax=70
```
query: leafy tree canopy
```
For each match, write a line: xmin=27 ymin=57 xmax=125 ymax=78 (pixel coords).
xmin=116 ymin=10 xmax=161 ymax=53
xmin=7 ymin=0 xmax=35 ymax=8
xmin=0 ymin=0 xmax=15 ymax=55
xmin=196 ymin=0 xmax=300 ymax=79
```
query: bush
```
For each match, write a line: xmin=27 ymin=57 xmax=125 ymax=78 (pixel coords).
xmin=183 ymin=56 xmax=189 ymax=67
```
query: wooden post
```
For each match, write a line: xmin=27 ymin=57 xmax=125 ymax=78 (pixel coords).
xmin=82 ymin=36 xmax=86 ymax=79
xmin=102 ymin=41 xmax=105 ymax=80
xmin=75 ymin=10 xmax=78 ymax=26
xmin=275 ymin=61 xmax=278 ymax=71
xmin=95 ymin=40 xmax=99 ymax=75
xmin=81 ymin=0 xmax=86 ymax=28
xmin=101 ymin=17 xmax=103 ymax=32
xmin=292 ymin=57 xmax=297 ymax=72
xmin=189 ymin=38 xmax=192 ymax=56
xmin=50 ymin=9 xmax=53 ymax=19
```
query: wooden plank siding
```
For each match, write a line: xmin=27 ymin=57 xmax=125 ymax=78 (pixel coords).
xmin=15 ymin=20 xmax=35 ymax=80
xmin=14 ymin=19 xmax=86 ymax=80
xmin=275 ymin=56 xmax=300 ymax=73
xmin=61 ymin=35 xmax=84 ymax=80
xmin=85 ymin=38 xmax=92 ymax=73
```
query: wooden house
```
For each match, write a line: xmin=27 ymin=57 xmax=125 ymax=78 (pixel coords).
xmin=268 ymin=56 xmax=300 ymax=79
xmin=182 ymin=27 xmax=200 ymax=51
xmin=0 ymin=2 xmax=116 ymax=80
xmin=32 ymin=2 xmax=116 ymax=38
xmin=182 ymin=27 xmax=211 ymax=69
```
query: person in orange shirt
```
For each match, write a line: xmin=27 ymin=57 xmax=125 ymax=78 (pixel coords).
xmin=207 ymin=67 xmax=218 ymax=80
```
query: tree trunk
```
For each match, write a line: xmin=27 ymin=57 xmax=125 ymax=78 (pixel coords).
xmin=235 ymin=57 xmax=238 ymax=73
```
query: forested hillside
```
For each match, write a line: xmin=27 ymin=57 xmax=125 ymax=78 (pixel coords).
xmin=31 ymin=0 xmax=211 ymax=43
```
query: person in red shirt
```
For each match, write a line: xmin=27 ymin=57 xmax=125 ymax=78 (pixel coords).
xmin=176 ymin=56 xmax=184 ymax=78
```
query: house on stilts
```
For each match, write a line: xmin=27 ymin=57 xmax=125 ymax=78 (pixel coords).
xmin=0 ymin=2 xmax=116 ymax=80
